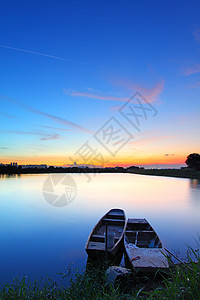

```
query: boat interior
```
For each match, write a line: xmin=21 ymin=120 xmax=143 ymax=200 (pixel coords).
xmin=88 ymin=210 xmax=125 ymax=249
xmin=125 ymin=218 xmax=162 ymax=248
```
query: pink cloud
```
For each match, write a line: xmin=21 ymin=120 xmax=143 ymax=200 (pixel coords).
xmin=193 ymin=28 xmax=200 ymax=43
xmin=108 ymin=79 xmax=164 ymax=111
xmin=183 ymin=63 xmax=200 ymax=76
xmin=110 ymin=105 xmax=121 ymax=112
xmin=64 ymin=79 xmax=164 ymax=105
xmin=112 ymin=79 xmax=164 ymax=103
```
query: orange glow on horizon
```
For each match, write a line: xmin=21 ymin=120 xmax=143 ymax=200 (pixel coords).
xmin=0 ymin=153 xmax=186 ymax=168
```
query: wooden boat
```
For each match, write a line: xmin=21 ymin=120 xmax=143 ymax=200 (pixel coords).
xmin=85 ymin=209 xmax=126 ymax=260
xmin=124 ymin=218 xmax=169 ymax=273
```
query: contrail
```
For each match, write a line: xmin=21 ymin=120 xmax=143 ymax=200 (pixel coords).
xmin=0 ymin=94 xmax=93 ymax=134
xmin=0 ymin=43 xmax=97 ymax=67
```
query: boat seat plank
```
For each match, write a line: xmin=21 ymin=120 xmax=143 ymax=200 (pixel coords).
xmin=103 ymin=218 xmax=125 ymax=223
xmin=92 ymin=234 xmax=104 ymax=239
xmin=108 ymin=211 xmax=124 ymax=215
xmin=90 ymin=234 xmax=105 ymax=242
xmin=128 ymin=218 xmax=148 ymax=224
xmin=88 ymin=241 xmax=105 ymax=251
xmin=107 ymin=212 xmax=124 ymax=219
xmin=92 ymin=234 xmax=119 ymax=241
xmin=126 ymin=230 xmax=154 ymax=233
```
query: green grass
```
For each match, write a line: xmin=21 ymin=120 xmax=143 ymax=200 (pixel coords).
xmin=0 ymin=250 xmax=200 ymax=299
xmin=0 ymin=262 xmax=138 ymax=300
xmin=147 ymin=247 xmax=200 ymax=299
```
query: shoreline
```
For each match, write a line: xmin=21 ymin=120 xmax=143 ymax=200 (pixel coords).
xmin=1 ymin=257 xmax=199 ymax=299
xmin=0 ymin=168 xmax=200 ymax=180
xmin=127 ymin=168 xmax=200 ymax=180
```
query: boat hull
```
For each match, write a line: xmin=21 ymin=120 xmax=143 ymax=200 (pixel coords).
xmin=85 ymin=209 xmax=126 ymax=261
xmin=124 ymin=218 xmax=169 ymax=273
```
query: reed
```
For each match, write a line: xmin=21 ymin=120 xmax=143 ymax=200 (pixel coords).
xmin=0 ymin=247 xmax=199 ymax=299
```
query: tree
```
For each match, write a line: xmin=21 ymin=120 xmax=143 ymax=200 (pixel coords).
xmin=185 ymin=153 xmax=200 ymax=170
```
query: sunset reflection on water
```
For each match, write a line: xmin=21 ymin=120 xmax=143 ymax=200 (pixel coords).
xmin=0 ymin=173 xmax=200 ymax=284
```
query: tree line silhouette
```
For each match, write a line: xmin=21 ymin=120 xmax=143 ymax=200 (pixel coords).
xmin=0 ymin=153 xmax=200 ymax=174
xmin=185 ymin=153 xmax=200 ymax=171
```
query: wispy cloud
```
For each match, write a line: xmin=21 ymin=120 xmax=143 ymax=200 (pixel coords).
xmin=64 ymin=89 xmax=128 ymax=102
xmin=31 ymin=107 xmax=92 ymax=133
xmin=181 ymin=28 xmax=200 ymax=76
xmin=0 ymin=130 xmax=60 ymax=141
xmin=188 ymin=81 xmax=200 ymax=89
xmin=193 ymin=27 xmax=200 ymax=43
xmin=0 ymin=43 xmax=99 ymax=67
xmin=110 ymin=105 xmax=122 ymax=112
xmin=38 ymin=125 xmax=74 ymax=132
xmin=112 ymin=79 xmax=165 ymax=103
xmin=0 ymin=147 xmax=9 ymax=150
xmin=182 ymin=62 xmax=200 ymax=76
xmin=40 ymin=133 xmax=59 ymax=140
xmin=0 ymin=95 xmax=92 ymax=134
xmin=64 ymin=79 xmax=164 ymax=104
xmin=0 ymin=112 xmax=16 ymax=119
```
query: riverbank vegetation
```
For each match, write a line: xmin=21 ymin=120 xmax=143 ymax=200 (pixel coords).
xmin=128 ymin=168 xmax=200 ymax=180
xmin=1 ymin=153 xmax=200 ymax=180
xmin=1 ymin=165 xmax=200 ymax=181
xmin=1 ymin=248 xmax=199 ymax=299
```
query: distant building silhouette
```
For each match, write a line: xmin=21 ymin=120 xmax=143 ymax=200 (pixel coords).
xmin=21 ymin=164 xmax=47 ymax=169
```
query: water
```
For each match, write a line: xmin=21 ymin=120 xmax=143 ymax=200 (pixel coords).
xmin=0 ymin=173 xmax=200 ymax=285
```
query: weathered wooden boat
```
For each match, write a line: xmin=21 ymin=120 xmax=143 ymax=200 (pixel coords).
xmin=124 ymin=218 xmax=169 ymax=273
xmin=85 ymin=209 xmax=126 ymax=260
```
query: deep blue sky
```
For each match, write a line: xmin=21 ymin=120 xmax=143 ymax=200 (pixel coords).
xmin=0 ymin=0 xmax=200 ymax=167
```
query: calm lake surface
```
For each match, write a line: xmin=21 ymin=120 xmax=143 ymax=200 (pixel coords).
xmin=0 ymin=173 xmax=200 ymax=285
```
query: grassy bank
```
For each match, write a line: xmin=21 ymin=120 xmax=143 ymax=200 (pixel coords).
xmin=128 ymin=168 xmax=200 ymax=180
xmin=1 ymin=167 xmax=200 ymax=181
xmin=1 ymin=249 xmax=200 ymax=299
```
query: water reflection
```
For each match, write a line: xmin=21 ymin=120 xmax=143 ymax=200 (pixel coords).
xmin=189 ymin=179 xmax=200 ymax=207
xmin=0 ymin=173 xmax=21 ymax=179
xmin=0 ymin=173 xmax=200 ymax=285
xmin=190 ymin=178 xmax=200 ymax=190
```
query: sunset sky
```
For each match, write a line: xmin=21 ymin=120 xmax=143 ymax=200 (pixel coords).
xmin=0 ymin=0 xmax=200 ymax=168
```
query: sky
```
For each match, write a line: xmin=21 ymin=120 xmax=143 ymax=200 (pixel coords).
xmin=0 ymin=0 xmax=200 ymax=168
